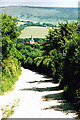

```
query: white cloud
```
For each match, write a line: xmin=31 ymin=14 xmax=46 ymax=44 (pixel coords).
xmin=1 ymin=0 xmax=80 ymax=7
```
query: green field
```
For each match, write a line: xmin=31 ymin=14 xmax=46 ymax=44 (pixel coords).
xmin=19 ymin=26 xmax=49 ymax=38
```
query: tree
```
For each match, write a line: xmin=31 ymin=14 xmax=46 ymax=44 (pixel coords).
xmin=2 ymin=13 xmax=20 ymax=59
xmin=42 ymin=21 xmax=78 ymax=55
xmin=2 ymin=13 xmax=21 ymax=93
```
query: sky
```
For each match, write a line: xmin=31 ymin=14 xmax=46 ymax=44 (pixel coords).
xmin=1 ymin=0 xmax=80 ymax=8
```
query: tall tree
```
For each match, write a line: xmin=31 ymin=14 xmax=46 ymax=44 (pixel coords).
xmin=2 ymin=13 xmax=20 ymax=59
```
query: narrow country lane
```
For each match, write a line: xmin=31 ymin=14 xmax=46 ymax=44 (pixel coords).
xmin=0 ymin=67 xmax=77 ymax=118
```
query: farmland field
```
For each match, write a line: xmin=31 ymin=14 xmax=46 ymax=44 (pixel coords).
xmin=19 ymin=26 xmax=49 ymax=38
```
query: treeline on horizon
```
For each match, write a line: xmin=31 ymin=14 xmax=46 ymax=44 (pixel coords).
xmin=18 ymin=21 xmax=57 ymax=31
xmin=17 ymin=38 xmax=44 ymax=44
xmin=1 ymin=13 xmax=80 ymax=117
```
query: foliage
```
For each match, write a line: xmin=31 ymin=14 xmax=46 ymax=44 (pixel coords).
xmin=1 ymin=13 xmax=21 ymax=94
xmin=18 ymin=21 xmax=56 ymax=31
xmin=2 ymin=13 xmax=20 ymax=59
xmin=34 ymin=57 xmax=44 ymax=67
xmin=2 ymin=57 xmax=21 ymax=92
xmin=17 ymin=38 xmax=44 ymax=44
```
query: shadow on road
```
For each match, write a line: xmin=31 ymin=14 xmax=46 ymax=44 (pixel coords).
xmin=19 ymin=70 xmax=77 ymax=117
xmin=20 ymin=86 xmax=61 ymax=92
xmin=27 ymin=79 xmax=54 ymax=84
xmin=20 ymin=86 xmax=76 ymax=114
xmin=42 ymin=92 xmax=76 ymax=114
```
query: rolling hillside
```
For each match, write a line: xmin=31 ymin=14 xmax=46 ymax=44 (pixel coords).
xmin=0 ymin=6 xmax=78 ymax=25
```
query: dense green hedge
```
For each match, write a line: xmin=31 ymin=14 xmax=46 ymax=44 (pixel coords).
xmin=2 ymin=57 xmax=21 ymax=92
xmin=1 ymin=13 xmax=22 ymax=94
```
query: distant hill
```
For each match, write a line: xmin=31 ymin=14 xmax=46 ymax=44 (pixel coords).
xmin=0 ymin=6 xmax=78 ymax=25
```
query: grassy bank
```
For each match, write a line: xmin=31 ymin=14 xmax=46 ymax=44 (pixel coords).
xmin=1 ymin=14 xmax=22 ymax=94
xmin=2 ymin=57 xmax=21 ymax=93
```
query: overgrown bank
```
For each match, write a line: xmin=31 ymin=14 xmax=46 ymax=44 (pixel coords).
xmin=1 ymin=14 xmax=22 ymax=94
